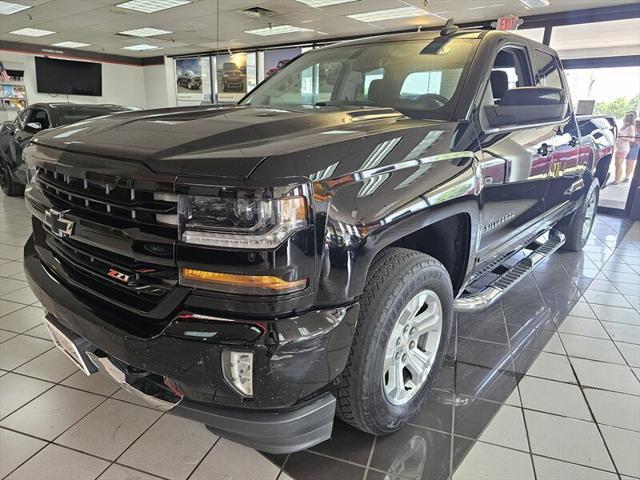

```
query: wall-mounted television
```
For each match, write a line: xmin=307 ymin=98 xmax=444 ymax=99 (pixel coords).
xmin=35 ymin=57 xmax=102 ymax=96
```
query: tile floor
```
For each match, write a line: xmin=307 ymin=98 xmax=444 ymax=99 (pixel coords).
xmin=1 ymin=191 xmax=639 ymax=480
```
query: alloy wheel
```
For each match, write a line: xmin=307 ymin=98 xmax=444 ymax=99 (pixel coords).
xmin=582 ymin=188 xmax=597 ymax=243
xmin=382 ymin=289 xmax=443 ymax=406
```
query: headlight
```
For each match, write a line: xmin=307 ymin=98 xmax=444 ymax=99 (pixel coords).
xmin=179 ymin=186 xmax=308 ymax=249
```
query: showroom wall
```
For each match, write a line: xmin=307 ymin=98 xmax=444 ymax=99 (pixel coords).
xmin=143 ymin=61 xmax=177 ymax=110
xmin=1 ymin=50 xmax=150 ymax=109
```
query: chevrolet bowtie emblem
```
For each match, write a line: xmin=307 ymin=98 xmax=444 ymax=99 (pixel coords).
xmin=44 ymin=209 xmax=75 ymax=238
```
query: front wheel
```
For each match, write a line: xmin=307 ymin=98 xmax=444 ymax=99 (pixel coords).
xmin=0 ymin=157 xmax=25 ymax=197
xmin=560 ymin=179 xmax=600 ymax=252
xmin=335 ymin=247 xmax=453 ymax=435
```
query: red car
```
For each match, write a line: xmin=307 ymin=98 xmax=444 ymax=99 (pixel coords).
xmin=266 ymin=59 xmax=290 ymax=77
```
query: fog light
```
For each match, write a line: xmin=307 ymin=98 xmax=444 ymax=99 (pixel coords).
xmin=222 ymin=350 xmax=254 ymax=397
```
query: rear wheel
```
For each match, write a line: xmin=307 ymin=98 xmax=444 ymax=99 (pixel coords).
xmin=560 ymin=179 xmax=599 ymax=252
xmin=335 ymin=247 xmax=453 ymax=435
xmin=0 ymin=157 xmax=25 ymax=197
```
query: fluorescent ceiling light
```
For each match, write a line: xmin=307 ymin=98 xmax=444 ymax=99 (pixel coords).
xmin=0 ymin=1 xmax=30 ymax=15
xmin=51 ymin=41 xmax=92 ymax=48
xmin=10 ymin=27 xmax=55 ymax=37
xmin=296 ymin=0 xmax=358 ymax=7
xmin=116 ymin=0 xmax=190 ymax=13
xmin=119 ymin=27 xmax=172 ymax=37
xmin=519 ymin=0 xmax=550 ymax=8
xmin=245 ymin=25 xmax=313 ymax=36
xmin=347 ymin=6 xmax=431 ymax=22
xmin=122 ymin=44 xmax=163 ymax=51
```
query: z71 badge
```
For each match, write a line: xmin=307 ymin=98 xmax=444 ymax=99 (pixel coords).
xmin=107 ymin=268 xmax=131 ymax=284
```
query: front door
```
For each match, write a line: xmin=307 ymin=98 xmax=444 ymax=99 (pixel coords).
xmin=475 ymin=44 xmax=555 ymax=261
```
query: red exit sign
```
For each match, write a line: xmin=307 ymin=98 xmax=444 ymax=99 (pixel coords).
xmin=496 ymin=15 xmax=521 ymax=31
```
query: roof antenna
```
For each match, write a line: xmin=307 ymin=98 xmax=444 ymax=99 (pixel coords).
xmin=440 ymin=18 xmax=459 ymax=36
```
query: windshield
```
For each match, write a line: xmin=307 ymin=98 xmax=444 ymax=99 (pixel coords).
xmin=242 ymin=37 xmax=478 ymax=120
xmin=57 ymin=107 xmax=132 ymax=126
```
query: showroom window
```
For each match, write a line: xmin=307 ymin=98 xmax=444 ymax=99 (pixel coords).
xmin=550 ymin=18 xmax=640 ymax=59
xmin=565 ymin=65 xmax=640 ymax=210
xmin=513 ymin=27 xmax=546 ymax=44
xmin=400 ymin=71 xmax=444 ymax=97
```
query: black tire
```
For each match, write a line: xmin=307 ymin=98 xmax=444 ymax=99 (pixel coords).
xmin=335 ymin=247 xmax=454 ymax=435
xmin=559 ymin=179 xmax=600 ymax=252
xmin=0 ymin=157 xmax=25 ymax=197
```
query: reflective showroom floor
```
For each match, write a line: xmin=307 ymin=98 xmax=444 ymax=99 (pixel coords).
xmin=1 ymin=191 xmax=639 ymax=480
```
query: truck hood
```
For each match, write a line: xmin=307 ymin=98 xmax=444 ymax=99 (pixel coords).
xmin=32 ymin=105 xmax=442 ymax=180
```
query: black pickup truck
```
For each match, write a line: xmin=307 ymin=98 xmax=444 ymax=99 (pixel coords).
xmin=23 ymin=27 xmax=615 ymax=453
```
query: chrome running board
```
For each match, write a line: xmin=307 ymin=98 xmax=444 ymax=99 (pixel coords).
xmin=455 ymin=230 xmax=565 ymax=312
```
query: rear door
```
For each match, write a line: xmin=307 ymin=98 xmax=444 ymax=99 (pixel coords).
xmin=475 ymin=42 xmax=556 ymax=259
xmin=533 ymin=48 xmax=583 ymax=213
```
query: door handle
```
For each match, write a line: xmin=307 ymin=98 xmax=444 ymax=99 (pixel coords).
xmin=537 ymin=143 xmax=552 ymax=156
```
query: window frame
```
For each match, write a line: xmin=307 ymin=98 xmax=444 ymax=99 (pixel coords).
xmin=478 ymin=42 xmax=535 ymax=109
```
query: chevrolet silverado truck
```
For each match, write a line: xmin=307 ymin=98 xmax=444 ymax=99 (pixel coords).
xmin=23 ymin=26 xmax=615 ymax=453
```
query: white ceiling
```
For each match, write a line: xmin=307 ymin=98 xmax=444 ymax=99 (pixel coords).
xmin=0 ymin=0 xmax=636 ymax=58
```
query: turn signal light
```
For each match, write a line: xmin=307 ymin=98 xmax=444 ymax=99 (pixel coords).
xmin=180 ymin=268 xmax=307 ymax=295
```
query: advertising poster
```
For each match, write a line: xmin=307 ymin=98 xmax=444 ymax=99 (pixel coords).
xmin=175 ymin=57 xmax=212 ymax=105
xmin=176 ymin=57 xmax=202 ymax=94
xmin=264 ymin=48 xmax=301 ymax=78
xmin=216 ymin=52 xmax=247 ymax=104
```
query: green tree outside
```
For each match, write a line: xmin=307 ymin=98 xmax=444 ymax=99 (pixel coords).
xmin=594 ymin=94 xmax=640 ymax=120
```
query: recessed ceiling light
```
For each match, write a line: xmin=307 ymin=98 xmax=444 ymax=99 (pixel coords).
xmin=119 ymin=27 xmax=172 ymax=37
xmin=51 ymin=41 xmax=92 ymax=48
xmin=0 ymin=1 xmax=30 ymax=15
xmin=10 ymin=27 xmax=56 ymax=37
xmin=347 ymin=6 xmax=431 ymax=23
xmin=245 ymin=25 xmax=313 ymax=36
xmin=519 ymin=0 xmax=550 ymax=8
xmin=116 ymin=0 xmax=190 ymax=13
xmin=296 ymin=0 xmax=358 ymax=7
xmin=122 ymin=44 xmax=163 ymax=51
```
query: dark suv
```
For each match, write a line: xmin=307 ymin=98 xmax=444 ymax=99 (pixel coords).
xmin=23 ymin=28 xmax=614 ymax=453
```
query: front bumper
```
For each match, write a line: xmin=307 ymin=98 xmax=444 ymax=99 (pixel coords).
xmin=24 ymin=235 xmax=359 ymax=452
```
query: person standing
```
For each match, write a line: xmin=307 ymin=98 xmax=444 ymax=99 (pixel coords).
xmin=623 ymin=118 xmax=640 ymax=184
xmin=613 ymin=111 xmax=637 ymax=184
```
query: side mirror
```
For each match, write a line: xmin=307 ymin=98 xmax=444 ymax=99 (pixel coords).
xmin=24 ymin=122 xmax=43 ymax=133
xmin=484 ymin=87 xmax=568 ymax=129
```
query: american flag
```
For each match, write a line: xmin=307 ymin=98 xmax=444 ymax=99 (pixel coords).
xmin=0 ymin=63 xmax=10 ymax=83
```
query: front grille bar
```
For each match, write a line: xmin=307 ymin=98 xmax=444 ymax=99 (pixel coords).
xmin=36 ymin=167 xmax=178 ymax=228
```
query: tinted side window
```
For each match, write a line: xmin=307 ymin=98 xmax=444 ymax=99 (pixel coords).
xmin=27 ymin=108 xmax=51 ymax=129
xmin=534 ymin=50 xmax=562 ymax=89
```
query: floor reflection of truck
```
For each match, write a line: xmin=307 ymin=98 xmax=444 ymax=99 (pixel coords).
xmin=266 ymin=59 xmax=290 ymax=77
xmin=221 ymin=62 xmax=245 ymax=92
xmin=177 ymin=70 xmax=202 ymax=90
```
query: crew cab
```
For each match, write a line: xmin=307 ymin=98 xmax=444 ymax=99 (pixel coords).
xmin=22 ymin=26 xmax=615 ymax=453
